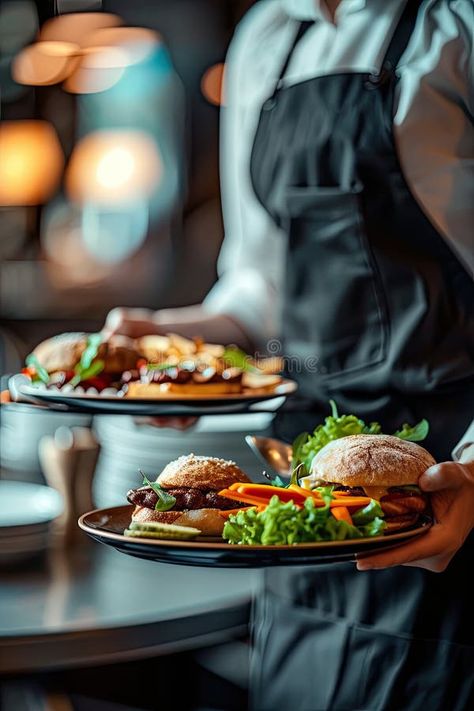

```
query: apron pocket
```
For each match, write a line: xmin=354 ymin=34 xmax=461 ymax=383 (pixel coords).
xmin=250 ymin=591 xmax=474 ymax=711
xmin=282 ymin=186 xmax=388 ymax=379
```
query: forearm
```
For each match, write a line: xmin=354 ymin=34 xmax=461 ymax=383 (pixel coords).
xmin=103 ymin=305 xmax=256 ymax=352
xmin=155 ymin=306 xmax=256 ymax=351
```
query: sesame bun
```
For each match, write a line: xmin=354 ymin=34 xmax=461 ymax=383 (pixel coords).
xmin=32 ymin=332 xmax=141 ymax=374
xmin=310 ymin=434 xmax=436 ymax=487
xmin=157 ymin=454 xmax=252 ymax=490
xmin=131 ymin=454 xmax=252 ymax=535
xmin=131 ymin=506 xmax=228 ymax=536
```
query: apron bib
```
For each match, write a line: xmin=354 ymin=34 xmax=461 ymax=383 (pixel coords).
xmin=248 ymin=3 xmax=474 ymax=709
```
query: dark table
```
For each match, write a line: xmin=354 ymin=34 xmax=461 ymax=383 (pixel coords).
xmin=0 ymin=539 xmax=262 ymax=675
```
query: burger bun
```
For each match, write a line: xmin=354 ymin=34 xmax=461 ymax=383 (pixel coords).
xmin=131 ymin=505 xmax=226 ymax=536
xmin=32 ymin=332 xmax=141 ymax=374
xmin=310 ymin=434 xmax=436 ymax=488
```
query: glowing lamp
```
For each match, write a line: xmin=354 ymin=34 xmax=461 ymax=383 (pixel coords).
xmin=66 ymin=130 xmax=161 ymax=206
xmin=13 ymin=41 xmax=79 ymax=86
xmin=0 ymin=121 xmax=64 ymax=206
xmin=201 ymin=63 xmax=226 ymax=106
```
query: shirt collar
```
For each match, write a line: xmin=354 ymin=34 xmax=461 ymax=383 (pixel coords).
xmin=281 ymin=0 xmax=367 ymax=21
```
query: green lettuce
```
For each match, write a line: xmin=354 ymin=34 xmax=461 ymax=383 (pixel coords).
xmin=223 ymin=490 xmax=386 ymax=546
xmin=291 ymin=400 xmax=429 ymax=477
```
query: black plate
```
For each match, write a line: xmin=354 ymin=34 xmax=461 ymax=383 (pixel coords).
xmin=78 ymin=505 xmax=433 ymax=569
xmin=9 ymin=374 xmax=297 ymax=416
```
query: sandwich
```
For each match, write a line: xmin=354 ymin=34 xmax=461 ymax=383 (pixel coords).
xmin=301 ymin=434 xmax=435 ymax=531
xmin=24 ymin=332 xmax=142 ymax=391
xmin=126 ymin=454 xmax=252 ymax=535
xmin=22 ymin=331 xmax=285 ymax=398
xmin=124 ymin=335 xmax=282 ymax=398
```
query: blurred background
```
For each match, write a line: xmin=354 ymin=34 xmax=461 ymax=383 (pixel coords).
xmin=0 ymin=0 xmax=256 ymax=373
xmin=0 ymin=5 xmax=269 ymax=711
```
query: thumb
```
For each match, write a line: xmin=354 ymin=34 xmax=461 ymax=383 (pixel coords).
xmin=102 ymin=307 xmax=129 ymax=338
xmin=419 ymin=461 xmax=465 ymax=492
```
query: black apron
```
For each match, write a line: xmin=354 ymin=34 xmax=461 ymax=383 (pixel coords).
xmin=248 ymin=3 xmax=474 ymax=709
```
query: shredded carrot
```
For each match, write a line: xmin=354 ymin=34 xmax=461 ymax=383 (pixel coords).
xmin=329 ymin=497 xmax=371 ymax=508
xmin=232 ymin=483 xmax=308 ymax=506
xmin=218 ymin=488 xmax=273 ymax=507
xmin=331 ymin=506 xmax=353 ymax=525
xmin=287 ymin=484 xmax=321 ymax=499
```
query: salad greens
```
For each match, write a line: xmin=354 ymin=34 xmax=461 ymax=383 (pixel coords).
xmin=291 ymin=400 xmax=429 ymax=476
xmin=223 ymin=489 xmax=386 ymax=546
xmin=25 ymin=354 xmax=50 ymax=384
xmin=221 ymin=346 xmax=259 ymax=373
xmin=140 ymin=471 xmax=177 ymax=512
xmin=70 ymin=333 xmax=104 ymax=385
xmin=393 ymin=420 xmax=429 ymax=442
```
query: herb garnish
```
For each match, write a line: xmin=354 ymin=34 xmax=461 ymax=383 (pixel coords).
xmin=140 ymin=470 xmax=177 ymax=512
xmin=25 ymin=354 xmax=50 ymax=384
xmin=70 ymin=333 xmax=104 ymax=386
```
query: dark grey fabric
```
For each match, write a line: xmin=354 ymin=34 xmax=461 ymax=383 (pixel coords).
xmin=247 ymin=3 xmax=474 ymax=709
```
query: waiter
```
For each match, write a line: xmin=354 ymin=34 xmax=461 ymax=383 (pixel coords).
xmin=104 ymin=1 xmax=474 ymax=708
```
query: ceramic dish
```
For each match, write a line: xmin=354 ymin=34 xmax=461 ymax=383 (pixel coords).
xmin=79 ymin=505 xmax=432 ymax=569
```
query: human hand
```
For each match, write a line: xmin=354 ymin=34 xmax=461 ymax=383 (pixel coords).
xmin=135 ymin=416 xmax=198 ymax=431
xmin=356 ymin=459 xmax=474 ymax=573
xmin=102 ymin=307 xmax=163 ymax=339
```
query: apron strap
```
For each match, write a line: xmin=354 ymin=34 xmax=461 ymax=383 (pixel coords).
xmin=381 ymin=0 xmax=423 ymax=73
xmin=273 ymin=20 xmax=314 ymax=93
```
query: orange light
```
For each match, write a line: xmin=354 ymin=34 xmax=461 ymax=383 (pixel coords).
xmin=66 ymin=131 xmax=161 ymax=206
xmin=0 ymin=121 xmax=64 ymax=206
xmin=86 ymin=26 xmax=161 ymax=66
xmin=39 ymin=12 xmax=122 ymax=48
xmin=201 ymin=63 xmax=226 ymax=106
xmin=63 ymin=46 xmax=128 ymax=94
xmin=13 ymin=41 xmax=79 ymax=86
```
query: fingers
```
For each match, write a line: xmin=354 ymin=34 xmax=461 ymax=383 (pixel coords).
xmin=419 ymin=461 xmax=466 ymax=492
xmin=136 ymin=416 xmax=198 ymax=431
xmin=356 ymin=523 xmax=460 ymax=573
xmin=102 ymin=307 xmax=161 ymax=339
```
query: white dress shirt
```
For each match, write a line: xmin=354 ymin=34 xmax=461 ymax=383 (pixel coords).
xmin=203 ymin=0 xmax=473 ymax=347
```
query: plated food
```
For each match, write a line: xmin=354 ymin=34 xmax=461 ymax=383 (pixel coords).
xmin=19 ymin=331 xmax=286 ymax=400
xmin=127 ymin=454 xmax=252 ymax=535
xmin=122 ymin=432 xmax=435 ymax=546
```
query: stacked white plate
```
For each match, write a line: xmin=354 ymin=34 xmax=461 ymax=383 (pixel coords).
xmin=92 ymin=413 xmax=275 ymax=508
xmin=0 ymin=481 xmax=63 ymax=564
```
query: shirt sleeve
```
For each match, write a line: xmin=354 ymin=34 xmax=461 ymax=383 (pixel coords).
xmin=394 ymin=0 xmax=474 ymax=278
xmin=452 ymin=420 xmax=474 ymax=462
xmin=202 ymin=5 xmax=287 ymax=349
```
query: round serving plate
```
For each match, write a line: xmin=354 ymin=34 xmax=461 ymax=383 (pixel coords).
xmin=0 ymin=481 xmax=63 ymax=529
xmin=9 ymin=374 xmax=296 ymax=416
xmin=79 ymin=505 xmax=432 ymax=569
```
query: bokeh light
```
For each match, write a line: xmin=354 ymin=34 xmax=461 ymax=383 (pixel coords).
xmin=64 ymin=46 xmax=128 ymax=94
xmin=81 ymin=202 xmax=149 ymax=263
xmin=39 ymin=12 xmax=122 ymax=47
xmin=86 ymin=27 xmax=161 ymax=66
xmin=201 ymin=62 xmax=226 ymax=106
xmin=13 ymin=41 xmax=79 ymax=86
xmin=66 ymin=130 xmax=161 ymax=206
xmin=0 ymin=121 xmax=64 ymax=206
xmin=41 ymin=200 xmax=114 ymax=285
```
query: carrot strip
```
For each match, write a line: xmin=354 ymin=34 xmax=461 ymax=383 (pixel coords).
xmin=331 ymin=507 xmax=353 ymax=525
xmin=218 ymin=489 xmax=273 ymax=507
xmin=330 ymin=497 xmax=371 ymax=508
xmin=233 ymin=483 xmax=308 ymax=505
xmin=287 ymin=484 xmax=321 ymax=499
